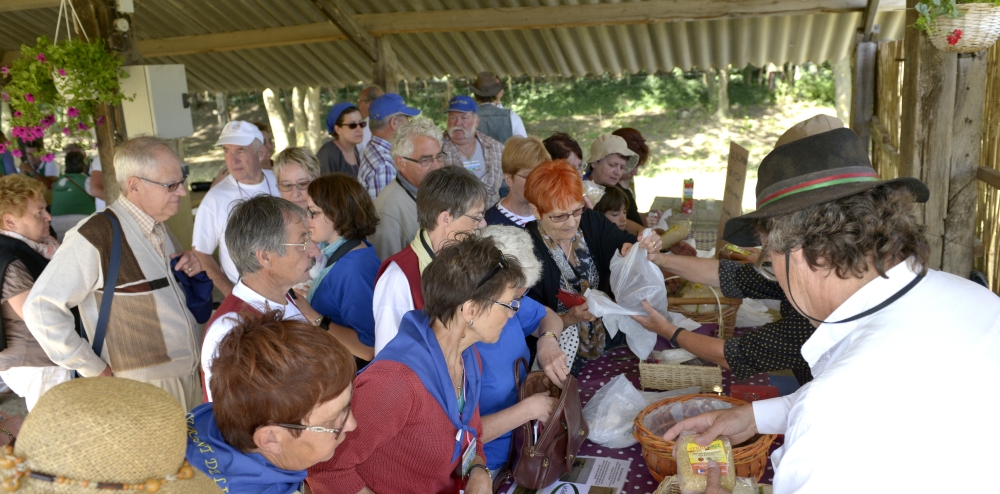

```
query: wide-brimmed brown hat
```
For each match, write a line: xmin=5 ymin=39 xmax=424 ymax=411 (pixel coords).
xmin=589 ymin=134 xmax=639 ymax=172
xmin=470 ymin=71 xmax=504 ymax=97
xmin=0 ymin=378 xmax=220 ymax=493
xmin=722 ymin=127 xmax=929 ymax=247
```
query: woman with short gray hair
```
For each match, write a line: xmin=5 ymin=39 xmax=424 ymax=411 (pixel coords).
xmin=475 ymin=225 xmax=568 ymax=475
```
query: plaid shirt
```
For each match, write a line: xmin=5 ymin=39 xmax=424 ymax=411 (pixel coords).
xmin=441 ymin=131 xmax=504 ymax=207
xmin=358 ymin=135 xmax=396 ymax=200
xmin=117 ymin=195 xmax=168 ymax=261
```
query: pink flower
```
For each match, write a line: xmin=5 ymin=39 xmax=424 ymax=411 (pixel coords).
xmin=12 ymin=149 xmax=22 ymax=158
xmin=97 ymin=116 xmax=105 ymax=126
xmin=12 ymin=110 xmax=21 ymax=118
xmin=32 ymin=127 xmax=45 ymax=139
xmin=35 ymin=53 xmax=46 ymax=63
xmin=0 ymin=66 xmax=7 ymax=77
xmin=62 ymin=127 xmax=71 ymax=136
xmin=57 ymin=68 xmax=66 ymax=77
xmin=40 ymin=115 xmax=55 ymax=128
xmin=41 ymin=153 xmax=54 ymax=162
xmin=67 ymin=107 xmax=79 ymax=118
xmin=1 ymin=93 xmax=8 ymax=101
xmin=24 ymin=94 xmax=34 ymax=103
xmin=0 ymin=144 xmax=6 ymax=154
xmin=77 ymin=122 xmax=88 ymax=131
xmin=11 ymin=127 xmax=24 ymax=139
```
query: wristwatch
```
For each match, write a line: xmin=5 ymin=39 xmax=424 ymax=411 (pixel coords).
xmin=466 ymin=463 xmax=492 ymax=481
xmin=311 ymin=315 xmax=323 ymax=327
xmin=669 ymin=328 xmax=686 ymax=348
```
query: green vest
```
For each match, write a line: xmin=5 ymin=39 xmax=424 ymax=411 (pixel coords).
xmin=51 ymin=173 xmax=96 ymax=216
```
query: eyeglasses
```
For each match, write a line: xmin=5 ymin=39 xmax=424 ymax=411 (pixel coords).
xmin=754 ymin=248 xmax=777 ymax=281
xmin=463 ymin=212 xmax=485 ymax=224
xmin=476 ymin=255 xmax=511 ymax=289
xmin=547 ymin=206 xmax=585 ymax=223
xmin=402 ymin=152 xmax=448 ymax=167
xmin=338 ymin=121 xmax=368 ymax=130
xmin=277 ymin=180 xmax=312 ymax=192
xmin=281 ymin=232 xmax=313 ymax=252
xmin=139 ymin=176 xmax=187 ymax=193
xmin=491 ymin=298 xmax=521 ymax=314
xmin=272 ymin=404 xmax=352 ymax=437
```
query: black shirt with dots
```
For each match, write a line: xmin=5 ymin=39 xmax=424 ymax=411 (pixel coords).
xmin=718 ymin=259 xmax=815 ymax=384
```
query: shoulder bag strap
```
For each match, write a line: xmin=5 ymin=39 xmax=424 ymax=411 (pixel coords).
xmin=91 ymin=212 xmax=122 ymax=356
xmin=325 ymin=238 xmax=363 ymax=268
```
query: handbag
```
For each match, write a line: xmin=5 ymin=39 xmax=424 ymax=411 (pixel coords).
xmin=494 ymin=357 xmax=589 ymax=491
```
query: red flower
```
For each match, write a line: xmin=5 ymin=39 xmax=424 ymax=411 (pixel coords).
xmin=947 ymin=29 xmax=963 ymax=45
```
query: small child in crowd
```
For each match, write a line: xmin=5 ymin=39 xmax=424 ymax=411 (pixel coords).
xmin=593 ymin=185 xmax=629 ymax=231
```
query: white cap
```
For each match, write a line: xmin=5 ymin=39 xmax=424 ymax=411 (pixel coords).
xmin=215 ymin=120 xmax=264 ymax=147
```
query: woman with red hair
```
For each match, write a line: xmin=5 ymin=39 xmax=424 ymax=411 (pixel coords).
xmin=523 ymin=160 xmax=662 ymax=373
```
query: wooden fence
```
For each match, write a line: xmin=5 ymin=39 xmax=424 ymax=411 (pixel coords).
xmin=873 ymin=41 xmax=1000 ymax=295
xmin=975 ymin=44 xmax=1000 ymax=295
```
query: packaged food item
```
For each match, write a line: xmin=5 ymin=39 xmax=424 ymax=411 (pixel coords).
xmin=732 ymin=477 xmax=758 ymax=494
xmin=659 ymin=220 xmax=691 ymax=249
xmin=677 ymin=282 xmax=721 ymax=313
xmin=674 ymin=433 xmax=736 ymax=493
xmin=681 ymin=179 xmax=694 ymax=214
xmin=582 ymin=180 xmax=606 ymax=207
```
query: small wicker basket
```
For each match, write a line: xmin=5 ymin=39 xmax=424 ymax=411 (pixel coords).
xmin=638 ymin=360 xmax=723 ymax=393
xmin=928 ymin=3 xmax=1000 ymax=53
xmin=667 ymin=296 xmax=742 ymax=339
xmin=653 ymin=476 xmax=773 ymax=494
xmin=633 ymin=394 xmax=777 ymax=483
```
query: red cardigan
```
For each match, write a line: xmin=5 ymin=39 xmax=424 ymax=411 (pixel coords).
xmin=307 ymin=361 xmax=485 ymax=494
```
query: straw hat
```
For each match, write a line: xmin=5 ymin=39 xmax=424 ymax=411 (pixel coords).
xmin=774 ymin=114 xmax=845 ymax=148
xmin=0 ymin=378 xmax=220 ymax=493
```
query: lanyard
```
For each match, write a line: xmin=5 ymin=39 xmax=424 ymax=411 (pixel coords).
xmin=396 ymin=177 xmax=416 ymax=202
xmin=419 ymin=230 xmax=436 ymax=260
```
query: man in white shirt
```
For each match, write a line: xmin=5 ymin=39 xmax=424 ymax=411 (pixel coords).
xmin=193 ymin=121 xmax=278 ymax=296
xmin=657 ymin=125 xmax=1000 ymax=493
xmin=200 ymin=195 xmax=319 ymax=401
xmin=355 ymin=85 xmax=384 ymax=155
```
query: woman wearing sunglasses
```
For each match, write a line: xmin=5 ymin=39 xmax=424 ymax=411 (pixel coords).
xmin=187 ymin=309 xmax=357 ymax=494
xmin=308 ymin=234 xmax=524 ymax=494
xmin=523 ymin=160 xmax=661 ymax=375
xmin=317 ymin=102 xmax=366 ymax=178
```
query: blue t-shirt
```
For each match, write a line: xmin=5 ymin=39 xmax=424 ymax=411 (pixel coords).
xmin=474 ymin=296 xmax=547 ymax=470
xmin=310 ymin=244 xmax=381 ymax=347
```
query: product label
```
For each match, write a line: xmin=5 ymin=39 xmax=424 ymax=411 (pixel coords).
xmin=686 ymin=439 xmax=730 ymax=475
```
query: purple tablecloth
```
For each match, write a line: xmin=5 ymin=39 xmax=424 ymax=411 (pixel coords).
xmin=573 ymin=325 xmax=782 ymax=493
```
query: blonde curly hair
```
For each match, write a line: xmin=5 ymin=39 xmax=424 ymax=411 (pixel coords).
xmin=0 ymin=174 xmax=46 ymax=220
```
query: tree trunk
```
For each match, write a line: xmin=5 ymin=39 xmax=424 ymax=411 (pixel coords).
xmin=263 ymin=88 xmax=292 ymax=153
xmin=215 ymin=92 xmax=229 ymax=127
xmin=834 ymin=56 xmax=852 ymax=124
xmin=304 ymin=86 xmax=324 ymax=152
xmin=705 ymin=70 xmax=716 ymax=113
xmin=292 ymin=87 xmax=308 ymax=147
xmin=715 ymin=66 xmax=730 ymax=120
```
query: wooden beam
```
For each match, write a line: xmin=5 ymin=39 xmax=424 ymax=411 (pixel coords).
xmin=372 ymin=37 xmax=399 ymax=94
xmin=980 ymin=166 xmax=1000 ymax=190
xmin=861 ymin=0 xmax=881 ymax=41
xmin=308 ymin=0 xmax=377 ymax=62
xmin=0 ymin=0 xmax=59 ymax=13
xmin=850 ymin=41 xmax=876 ymax=155
xmin=137 ymin=0 xmax=884 ymax=59
xmin=942 ymin=52 xmax=987 ymax=277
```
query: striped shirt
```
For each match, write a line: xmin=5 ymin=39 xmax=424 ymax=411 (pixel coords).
xmin=117 ymin=195 xmax=167 ymax=261
xmin=358 ymin=135 xmax=396 ymax=200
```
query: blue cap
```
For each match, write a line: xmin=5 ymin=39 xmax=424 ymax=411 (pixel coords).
xmin=445 ymin=95 xmax=478 ymax=113
xmin=369 ymin=93 xmax=421 ymax=122
xmin=326 ymin=102 xmax=359 ymax=134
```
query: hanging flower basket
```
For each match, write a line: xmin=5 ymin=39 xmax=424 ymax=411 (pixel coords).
xmin=915 ymin=2 xmax=1000 ymax=53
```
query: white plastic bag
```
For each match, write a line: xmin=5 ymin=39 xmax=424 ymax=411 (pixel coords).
xmin=605 ymin=229 xmax=670 ymax=359
xmin=582 ymin=374 xmax=647 ymax=448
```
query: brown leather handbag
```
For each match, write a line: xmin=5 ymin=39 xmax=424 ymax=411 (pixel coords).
xmin=494 ymin=357 xmax=589 ymax=491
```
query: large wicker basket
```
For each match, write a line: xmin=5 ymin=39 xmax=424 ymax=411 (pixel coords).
xmin=928 ymin=3 xmax=1000 ymax=53
xmin=653 ymin=476 xmax=772 ymax=494
xmin=667 ymin=296 xmax=742 ymax=339
xmin=633 ymin=394 xmax=777 ymax=483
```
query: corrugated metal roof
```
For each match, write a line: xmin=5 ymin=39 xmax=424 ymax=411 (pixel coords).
xmin=0 ymin=0 xmax=908 ymax=93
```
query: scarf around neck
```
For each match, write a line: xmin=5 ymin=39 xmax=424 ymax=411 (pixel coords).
xmin=538 ymin=225 xmax=606 ymax=360
xmin=0 ymin=230 xmax=58 ymax=260
xmin=409 ymin=229 xmax=435 ymax=274
xmin=368 ymin=310 xmax=481 ymax=462
xmin=306 ymin=237 xmax=348 ymax=302
xmin=186 ymin=403 xmax=306 ymax=494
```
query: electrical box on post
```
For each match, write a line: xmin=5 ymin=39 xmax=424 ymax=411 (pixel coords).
xmin=119 ymin=65 xmax=194 ymax=139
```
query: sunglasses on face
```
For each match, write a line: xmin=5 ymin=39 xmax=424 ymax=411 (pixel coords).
xmin=339 ymin=121 xmax=368 ymax=130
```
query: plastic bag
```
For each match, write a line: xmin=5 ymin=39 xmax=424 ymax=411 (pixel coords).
xmin=581 ymin=374 xmax=647 ymax=448
xmin=735 ymin=297 xmax=775 ymax=328
xmin=641 ymin=386 xmax=701 ymax=405
xmin=582 ymin=180 xmax=606 ymax=206
xmin=733 ymin=477 xmax=759 ymax=494
xmin=674 ymin=433 xmax=736 ymax=493
xmin=641 ymin=397 xmax=733 ymax=437
xmin=605 ymin=229 xmax=669 ymax=359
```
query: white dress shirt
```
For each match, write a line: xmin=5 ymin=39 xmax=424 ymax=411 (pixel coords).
xmin=371 ymin=261 xmax=414 ymax=356
xmin=201 ymin=281 xmax=306 ymax=401
xmin=751 ymin=260 xmax=1000 ymax=493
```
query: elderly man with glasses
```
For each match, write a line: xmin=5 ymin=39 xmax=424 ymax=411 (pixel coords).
xmin=24 ymin=136 xmax=206 ymax=410
xmin=201 ymin=194 xmax=320 ymax=402
xmin=358 ymin=93 xmax=421 ymax=199
xmin=368 ymin=117 xmax=446 ymax=261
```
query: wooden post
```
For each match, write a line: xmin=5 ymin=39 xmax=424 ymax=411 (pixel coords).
xmin=834 ymin=56 xmax=853 ymax=124
xmin=262 ymin=88 xmax=292 ymax=152
xmin=941 ymin=52 xmax=988 ymax=277
xmin=304 ymin=86 xmax=323 ymax=152
xmin=899 ymin=0 xmax=958 ymax=270
xmin=850 ymin=41 xmax=877 ymax=155
xmin=715 ymin=66 xmax=729 ymax=119
xmin=291 ymin=86 xmax=307 ymax=147
xmin=373 ymin=37 xmax=399 ymax=94
xmin=215 ymin=92 xmax=228 ymax=126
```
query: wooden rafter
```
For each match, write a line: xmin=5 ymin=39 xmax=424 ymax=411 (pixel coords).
xmin=134 ymin=0 xmax=896 ymax=59
xmin=307 ymin=0 xmax=377 ymax=62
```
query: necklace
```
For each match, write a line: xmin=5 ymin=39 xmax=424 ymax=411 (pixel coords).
xmin=235 ymin=172 xmax=274 ymax=199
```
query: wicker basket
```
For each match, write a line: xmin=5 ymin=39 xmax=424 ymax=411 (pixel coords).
xmin=638 ymin=360 xmax=723 ymax=393
xmin=928 ymin=3 xmax=1000 ymax=53
xmin=633 ymin=394 xmax=777 ymax=483
xmin=667 ymin=296 xmax=742 ymax=339
xmin=653 ymin=476 xmax=773 ymax=494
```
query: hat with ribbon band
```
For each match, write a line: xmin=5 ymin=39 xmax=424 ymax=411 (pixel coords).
xmin=722 ymin=127 xmax=929 ymax=247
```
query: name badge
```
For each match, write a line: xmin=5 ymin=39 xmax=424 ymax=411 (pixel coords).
xmin=460 ymin=435 xmax=477 ymax=477
xmin=464 ymin=160 xmax=483 ymax=173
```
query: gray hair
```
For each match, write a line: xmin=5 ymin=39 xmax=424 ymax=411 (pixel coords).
xmin=391 ymin=117 xmax=443 ymax=163
xmin=273 ymin=147 xmax=321 ymax=181
xmin=416 ymin=166 xmax=487 ymax=232
xmin=479 ymin=225 xmax=541 ymax=287
xmin=113 ymin=136 xmax=175 ymax=190
xmin=368 ymin=112 xmax=398 ymax=133
xmin=225 ymin=195 xmax=308 ymax=277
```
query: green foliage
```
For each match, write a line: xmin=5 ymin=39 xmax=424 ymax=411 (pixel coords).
xmin=2 ymin=36 xmax=128 ymax=146
xmin=787 ymin=63 xmax=836 ymax=106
